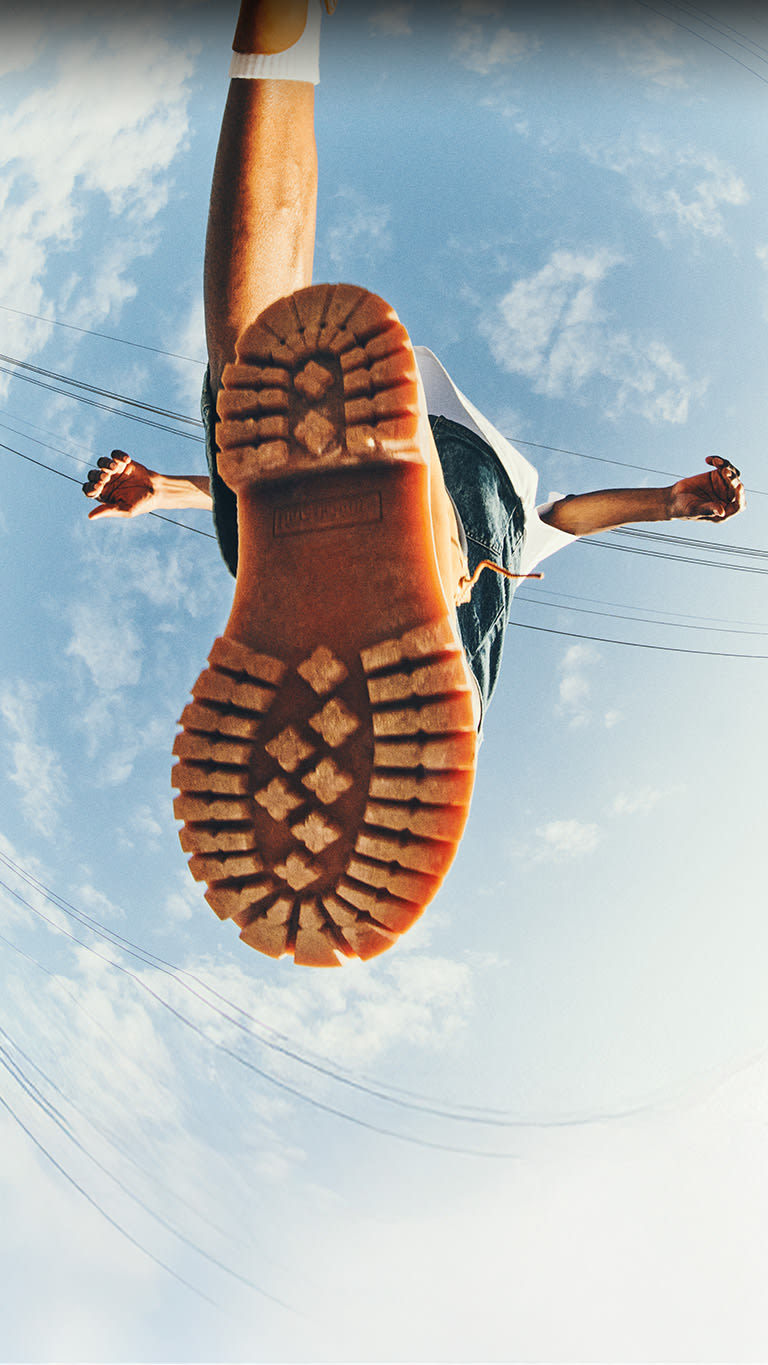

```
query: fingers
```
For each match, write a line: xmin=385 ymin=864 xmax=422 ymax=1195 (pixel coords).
xmin=706 ymin=455 xmax=741 ymax=478
xmin=82 ymin=450 xmax=132 ymax=500
xmin=705 ymin=456 xmax=745 ymax=520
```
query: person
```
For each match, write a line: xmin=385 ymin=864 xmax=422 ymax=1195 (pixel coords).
xmin=83 ymin=0 xmax=744 ymax=967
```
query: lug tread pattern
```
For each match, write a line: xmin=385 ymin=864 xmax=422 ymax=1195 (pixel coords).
xmin=216 ymin=284 xmax=424 ymax=491
xmin=172 ymin=625 xmax=477 ymax=967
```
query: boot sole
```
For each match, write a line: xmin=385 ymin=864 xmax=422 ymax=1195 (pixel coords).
xmin=172 ymin=284 xmax=477 ymax=966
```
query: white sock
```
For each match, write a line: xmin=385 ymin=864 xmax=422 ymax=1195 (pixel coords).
xmin=229 ymin=1 xmax=322 ymax=85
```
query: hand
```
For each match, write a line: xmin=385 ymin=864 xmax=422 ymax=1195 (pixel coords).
xmin=669 ymin=456 xmax=745 ymax=523
xmin=82 ymin=451 xmax=160 ymax=520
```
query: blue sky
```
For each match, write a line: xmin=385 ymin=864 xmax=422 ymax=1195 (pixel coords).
xmin=1 ymin=1 xmax=768 ymax=1360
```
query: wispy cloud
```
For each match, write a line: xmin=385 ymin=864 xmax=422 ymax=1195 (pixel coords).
xmin=66 ymin=602 xmax=143 ymax=693
xmin=556 ymin=643 xmax=596 ymax=728
xmin=74 ymin=882 xmax=126 ymax=922
xmin=454 ymin=13 xmax=539 ymax=75
xmin=0 ymin=680 xmax=67 ymax=836
xmin=75 ymin=693 xmax=169 ymax=786
xmin=602 ymin=14 xmax=688 ymax=89
xmin=535 ymin=819 xmax=601 ymax=858
xmin=323 ymin=187 xmax=393 ymax=272
xmin=611 ymin=786 xmax=665 ymax=816
xmin=481 ymin=246 xmax=706 ymax=423
xmin=164 ymin=870 xmax=199 ymax=923
xmin=0 ymin=16 xmax=196 ymax=391
xmin=163 ymin=295 xmax=207 ymax=411
xmin=126 ymin=804 xmax=164 ymax=845
xmin=369 ymin=4 xmax=412 ymax=36
xmin=585 ymin=136 xmax=749 ymax=242
xmin=170 ymin=946 xmax=474 ymax=1072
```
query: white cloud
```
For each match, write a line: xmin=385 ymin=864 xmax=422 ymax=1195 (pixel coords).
xmin=74 ymin=882 xmax=125 ymax=922
xmin=454 ymin=18 xmax=539 ymax=75
xmin=75 ymin=693 xmax=168 ymax=786
xmin=482 ymin=247 xmax=706 ymax=424
xmin=484 ymin=245 xmax=624 ymax=384
xmin=586 ymin=136 xmax=750 ymax=242
xmin=535 ymin=818 xmax=601 ymax=857
xmin=66 ymin=601 xmax=143 ymax=692
xmin=556 ymin=642 xmax=596 ymax=728
xmin=0 ymin=16 xmax=196 ymax=393
xmin=369 ymin=4 xmax=412 ymax=36
xmin=127 ymin=804 xmax=164 ymax=843
xmin=323 ymin=187 xmax=393 ymax=272
xmin=167 ymin=946 xmax=474 ymax=1072
xmin=163 ymin=294 xmax=207 ymax=412
xmin=164 ymin=870 xmax=199 ymax=924
xmin=604 ymin=15 xmax=688 ymax=89
xmin=62 ymin=238 xmax=148 ymax=332
xmin=480 ymin=89 xmax=529 ymax=132
xmin=612 ymin=785 xmax=664 ymax=816
xmin=73 ymin=523 xmax=228 ymax=628
xmin=0 ymin=680 xmax=67 ymax=836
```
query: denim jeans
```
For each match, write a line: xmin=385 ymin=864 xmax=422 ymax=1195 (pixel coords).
xmin=428 ymin=414 xmax=525 ymax=728
xmin=201 ymin=373 xmax=526 ymax=731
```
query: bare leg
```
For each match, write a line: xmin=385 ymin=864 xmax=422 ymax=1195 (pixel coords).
xmin=204 ymin=0 xmax=318 ymax=392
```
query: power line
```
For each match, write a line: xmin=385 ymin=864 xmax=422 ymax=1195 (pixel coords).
xmin=3 ymin=328 xmax=766 ymax=496
xmin=0 ymin=417 xmax=92 ymax=469
xmin=3 ymin=305 xmax=766 ymax=496
xmin=0 ymin=1024 xmax=294 ymax=1311
xmin=518 ymin=591 xmax=768 ymax=638
xmin=0 ymin=440 xmax=217 ymax=538
xmin=520 ymin=585 xmax=768 ymax=631
xmin=0 ymin=874 xmax=522 ymax=1158
xmin=631 ymin=0 xmax=768 ymax=84
xmin=0 ymin=928 xmax=238 ymax=1250
xmin=508 ymin=433 xmax=682 ymax=481
xmin=0 ymin=408 xmax=99 ymax=456
xmin=615 ymin=525 xmax=767 ymax=558
xmin=6 ymin=430 xmax=765 ymax=571
xmin=0 ymin=302 xmax=205 ymax=366
xmin=506 ymin=433 xmax=767 ymax=498
xmin=658 ymin=0 xmax=768 ymax=64
xmin=1 ymin=442 xmax=83 ymax=485
xmin=6 ymin=436 xmax=767 ymax=646
xmin=0 ymin=364 xmax=205 ymax=442
xmin=510 ymin=618 xmax=768 ymax=658
xmin=0 ymin=1079 xmax=219 ymax=1309
xmin=0 ymin=353 xmax=203 ymax=428
xmin=0 ymin=849 xmax=652 ymax=1131
xmin=585 ymin=535 xmax=768 ymax=575
xmin=0 ymin=852 xmax=522 ymax=1128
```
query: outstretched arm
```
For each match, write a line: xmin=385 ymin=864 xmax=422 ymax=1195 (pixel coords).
xmin=540 ymin=456 xmax=744 ymax=536
xmin=83 ymin=452 xmax=212 ymax=519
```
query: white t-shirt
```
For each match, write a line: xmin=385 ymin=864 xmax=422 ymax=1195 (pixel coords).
xmin=415 ymin=346 xmax=579 ymax=572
